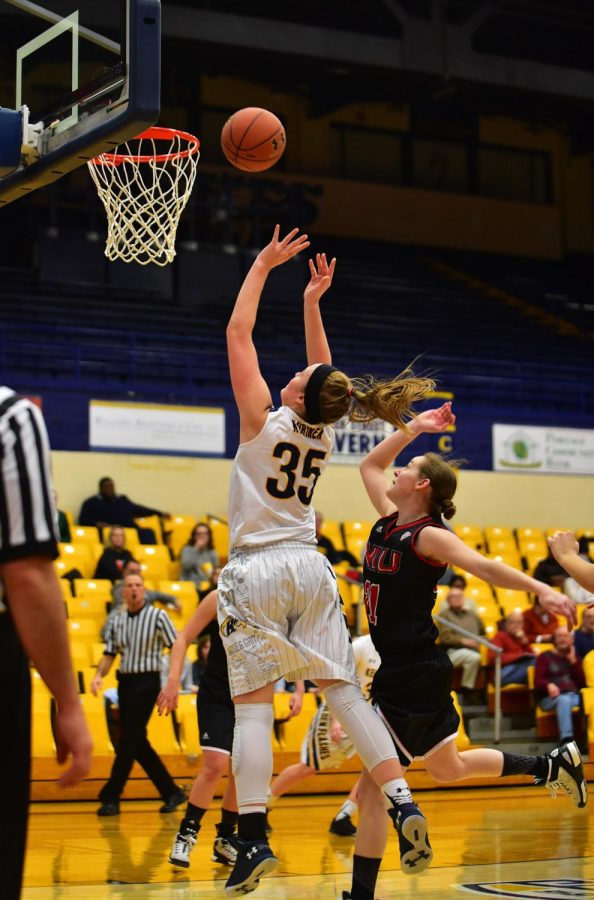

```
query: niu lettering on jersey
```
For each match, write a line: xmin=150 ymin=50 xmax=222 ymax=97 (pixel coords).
xmin=363 ymin=513 xmax=447 ymax=664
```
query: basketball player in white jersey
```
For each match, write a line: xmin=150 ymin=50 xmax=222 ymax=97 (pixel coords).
xmin=218 ymin=225 xmax=436 ymax=895
xmin=267 ymin=633 xmax=380 ymax=836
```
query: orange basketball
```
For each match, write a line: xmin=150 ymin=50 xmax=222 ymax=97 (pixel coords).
xmin=221 ymin=107 xmax=286 ymax=172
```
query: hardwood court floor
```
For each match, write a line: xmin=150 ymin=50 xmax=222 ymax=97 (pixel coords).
xmin=23 ymin=786 xmax=592 ymax=899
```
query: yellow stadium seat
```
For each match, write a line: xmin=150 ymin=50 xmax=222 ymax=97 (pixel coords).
xmin=73 ymin=578 xmax=112 ymax=600
xmin=90 ymin=642 xmax=108 ymax=666
xmin=70 ymin=525 xmax=101 ymax=545
xmin=582 ymin=650 xmax=594 ymax=687
xmin=159 ymin=581 xmax=198 ymax=620
xmin=147 ymin=706 xmax=181 ymax=754
xmin=67 ymin=595 xmax=109 ymax=621
xmin=31 ymin=668 xmax=51 ymax=699
xmin=120 ymin=527 xmax=140 ymax=552
xmin=516 ymin=527 xmax=545 ymax=542
xmin=318 ymin=518 xmax=344 ymax=550
xmin=453 ymin=524 xmax=484 ymax=549
xmin=274 ymin=692 xmax=318 ymax=751
xmin=484 ymin=526 xmax=514 ymax=542
xmin=67 ymin=618 xmax=101 ymax=641
xmin=545 ymin=528 xmax=571 ymax=540
xmin=79 ymin=664 xmax=117 ymax=693
xmin=486 ymin=536 xmax=518 ymax=555
xmin=486 ymin=551 xmax=522 ymax=570
xmin=168 ymin=515 xmax=198 ymax=559
xmin=343 ymin=520 xmax=373 ymax=541
xmin=208 ymin=517 xmax=230 ymax=560
xmin=517 ymin=537 xmax=548 ymax=558
xmin=451 ymin=692 xmax=470 ymax=749
xmin=524 ymin=551 xmax=546 ymax=574
xmin=31 ymin=703 xmax=56 ymax=757
xmin=78 ymin=693 xmax=115 ymax=755
xmin=63 ymin=509 xmax=75 ymax=532
xmin=465 ymin=582 xmax=494 ymax=605
xmin=136 ymin=544 xmax=171 ymax=581
xmin=135 ymin=515 xmax=164 ymax=544
xmin=70 ymin=640 xmax=92 ymax=669
xmin=494 ymin=588 xmax=530 ymax=615
xmin=58 ymin=542 xmax=95 ymax=578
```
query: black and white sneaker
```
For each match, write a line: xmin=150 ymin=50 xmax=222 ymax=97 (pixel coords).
xmin=213 ymin=833 xmax=239 ymax=865
xmin=536 ymin=740 xmax=588 ymax=809
xmin=169 ymin=829 xmax=197 ymax=868
xmin=329 ymin=813 xmax=357 ymax=836
xmin=391 ymin=802 xmax=433 ymax=875
xmin=224 ymin=838 xmax=278 ymax=895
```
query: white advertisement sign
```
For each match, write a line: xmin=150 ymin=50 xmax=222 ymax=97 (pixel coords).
xmin=331 ymin=418 xmax=395 ymax=465
xmin=89 ymin=400 xmax=225 ymax=456
xmin=493 ymin=424 xmax=594 ymax=475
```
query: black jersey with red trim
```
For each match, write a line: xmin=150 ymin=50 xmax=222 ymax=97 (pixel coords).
xmin=200 ymin=619 xmax=231 ymax=702
xmin=363 ymin=513 xmax=447 ymax=665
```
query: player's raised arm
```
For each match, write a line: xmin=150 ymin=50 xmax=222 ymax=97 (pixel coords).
xmin=226 ymin=225 xmax=310 ymax=441
xmin=304 ymin=252 xmax=336 ymax=366
xmin=360 ymin=402 xmax=455 ymax=517
xmin=548 ymin=531 xmax=594 ymax=596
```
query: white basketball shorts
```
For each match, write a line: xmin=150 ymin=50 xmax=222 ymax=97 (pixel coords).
xmin=217 ymin=542 xmax=357 ymax=698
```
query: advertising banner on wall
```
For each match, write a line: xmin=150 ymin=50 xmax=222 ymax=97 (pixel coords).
xmin=493 ymin=424 xmax=594 ymax=475
xmin=89 ymin=400 xmax=225 ymax=456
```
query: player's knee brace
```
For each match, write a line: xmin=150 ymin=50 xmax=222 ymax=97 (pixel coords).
xmin=323 ymin=682 xmax=396 ymax=773
xmin=232 ymin=703 xmax=274 ymax=811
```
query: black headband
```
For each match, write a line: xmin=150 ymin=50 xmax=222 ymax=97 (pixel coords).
xmin=303 ymin=364 xmax=337 ymax=423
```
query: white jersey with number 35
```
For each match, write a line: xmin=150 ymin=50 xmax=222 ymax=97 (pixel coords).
xmin=228 ymin=406 xmax=334 ymax=549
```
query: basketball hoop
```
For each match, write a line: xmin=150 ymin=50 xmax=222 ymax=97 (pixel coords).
xmin=88 ymin=126 xmax=200 ymax=266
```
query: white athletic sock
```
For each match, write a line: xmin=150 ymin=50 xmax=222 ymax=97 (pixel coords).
xmin=232 ymin=703 xmax=274 ymax=815
xmin=323 ymin=681 xmax=397 ymax=772
xmin=382 ymin=777 xmax=413 ymax=809
xmin=335 ymin=799 xmax=357 ymax=820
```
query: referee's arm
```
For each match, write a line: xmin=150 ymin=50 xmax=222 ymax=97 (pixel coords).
xmin=0 ymin=394 xmax=92 ymax=785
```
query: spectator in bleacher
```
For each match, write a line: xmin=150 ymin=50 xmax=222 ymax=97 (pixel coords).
xmin=438 ymin=587 xmax=485 ymax=702
xmin=180 ymin=523 xmax=219 ymax=590
xmin=573 ymin=607 xmax=594 ymax=661
xmin=534 ymin=627 xmax=585 ymax=745
xmin=549 ymin=530 xmax=594 ymax=598
xmin=192 ymin=634 xmax=211 ymax=687
xmin=532 ymin=548 xmax=568 ymax=589
xmin=314 ymin=511 xmax=360 ymax=568
xmin=522 ymin=596 xmax=559 ymax=645
xmin=94 ymin=526 xmax=136 ymax=583
xmin=488 ymin=611 xmax=537 ymax=685
xmin=53 ymin=490 xmax=71 ymax=543
xmin=79 ymin=476 xmax=170 ymax=544
xmin=199 ymin=565 xmax=222 ymax=601
xmin=91 ymin=572 xmax=184 ymax=817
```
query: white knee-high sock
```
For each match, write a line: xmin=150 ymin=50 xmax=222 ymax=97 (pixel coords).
xmin=323 ymin=682 xmax=397 ymax=772
xmin=232 ymin=703 xmax=274 ymax=815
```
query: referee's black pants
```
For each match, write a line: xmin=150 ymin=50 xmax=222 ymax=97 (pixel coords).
xmin=99 ymin=671 xmax=177 ymax=802
xmin=0 ymin=613 xmax=31 ymax=900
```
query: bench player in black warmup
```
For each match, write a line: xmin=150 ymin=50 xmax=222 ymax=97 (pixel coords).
xmin=341 ymin=401 xmax=586 ymax=900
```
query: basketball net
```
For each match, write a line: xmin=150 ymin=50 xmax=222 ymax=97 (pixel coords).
xmin=88 ymin=127 xmax=200 ymax=266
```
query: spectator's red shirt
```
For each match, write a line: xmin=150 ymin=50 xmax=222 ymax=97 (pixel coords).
xmin=488 ymin=631 xmax=535 ymax=667
xmin=523 ymin=607 xmax=559 ymax=643
xmin=534 ymin=651 xmax=584 ymax=699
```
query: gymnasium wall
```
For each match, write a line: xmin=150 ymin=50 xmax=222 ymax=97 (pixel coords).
xmin=53 ymin=451 xmax=594 ymax=531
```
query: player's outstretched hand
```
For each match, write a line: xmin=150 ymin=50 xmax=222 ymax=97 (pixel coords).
xmin=257 ymin=225 xmax=310 ymax=271
xmin=411 ymin=401 xmax=455 ymax=435
xmin=157 ymin=681 xmax=179 ymax=715
xmin=547 ymin=530 xmax=579 ymax=564
xmin=304 ymin=253 xmax=337 ymax=305
xmin=536 ymin=584 xmax=577 ymax=628
xmin=53 ymin=702 xmax=93 ymax=787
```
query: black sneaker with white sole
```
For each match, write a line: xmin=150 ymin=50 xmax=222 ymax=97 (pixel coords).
xmin=329 ymin=813 xmax=357 ymax=836
xmin=536 ymin=740 xmax=588 ymax=809
xmin=390 ymin=802 xmax=433 ymax=875
xmin=224 ymin=838 xmax=278 ymax=895
xmin=212 ymin=832 xmax=239 ymax=865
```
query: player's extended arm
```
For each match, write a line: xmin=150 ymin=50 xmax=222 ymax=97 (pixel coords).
xmin=157 ymin=590 xmax=218 ymax=714
xmin=548 ymin=531 xmax=594 ymax=595
xmin=303 ymin=253 xmax=336 ymax=365
xmin=227 ymin=225 xmax=310 ymax=442
xmin=417 ymin=528 xmax=578 ymax=626
xmin=360 ymin=402 xmax=456 ymax=517
xmin=2 ymin=556 xmax=93 ymax=785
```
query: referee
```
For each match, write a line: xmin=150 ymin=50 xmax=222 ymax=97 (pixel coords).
xmin=0 ymin=387 xmax=92 ymax=900
xmin=91 ymin=572 xmax=185 ymax=815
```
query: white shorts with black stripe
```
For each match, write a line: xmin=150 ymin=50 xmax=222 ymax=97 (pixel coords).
xmin=217 ymin=542 xmax=357 ymax=698
xmin=300 ymin=700 xmax=356 ymax=772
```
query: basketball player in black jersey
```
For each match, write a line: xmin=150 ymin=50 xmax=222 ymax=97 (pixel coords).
xmin=341 ymin=401 xmax=585 ymax=900
xmin=157 ymin=590 xmax=304 ymax=870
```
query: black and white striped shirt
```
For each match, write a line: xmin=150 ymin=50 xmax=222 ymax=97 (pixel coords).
xmin=0 ymin=388 xmax=59 ymax=611
xmin=104 ymin=602 xmax=177 ymax=674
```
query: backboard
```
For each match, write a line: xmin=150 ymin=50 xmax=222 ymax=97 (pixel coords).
xmin=0 ymin=0 xmax=161 ymax=205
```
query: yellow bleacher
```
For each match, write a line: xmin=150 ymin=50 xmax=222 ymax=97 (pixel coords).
xmin=78 ymin=693 xmax=115 ymax=755
xmin=73 ymin=578 xmax=112 ymax=600
xmin=135 ymin=514 xmax=165 ymax=544
xmin=494 ymin=588 xmax=530 ymax=615
xmin=136 ymin=544 xmax=171 ymax=581
xmin=208 ymin=517 xmax=230 ymax=561
xmin=147 ymin=706 xmax=181 ymax=754
xmin=57 ymin=542 xmax=95 ymax=578
xmin=175 ymin=693 xmax=199 ymax=754
xmin=70 ymin=525 xmax=101 ymax=546
xmin=273 ymin=692 xmax=318 ymax=751
xmin=158 ymin=581 xmax=198 ymax=620
xmin=453 ymin=524 xmax=483 ymax=549
xmin=168 ymin=515 xmax=198 ymax=559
